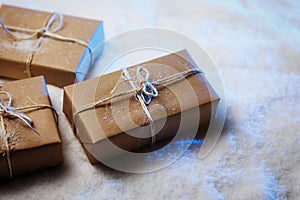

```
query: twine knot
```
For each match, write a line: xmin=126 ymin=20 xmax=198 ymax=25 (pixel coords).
xmin=134 ymin=66 xmax=158 ymax=105
xmin=36 ymin=28 xmax=46 ymax=37
xmin=0 ymin=91 xmax=35 ymax=134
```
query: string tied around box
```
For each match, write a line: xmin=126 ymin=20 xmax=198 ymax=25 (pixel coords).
xmin=0 ymin=89 xmax=58 ymax=178
xmin=73 ymin=66 xmax=203 ymax=146
xmin=0 ymin=12 xmax=93 ymax=78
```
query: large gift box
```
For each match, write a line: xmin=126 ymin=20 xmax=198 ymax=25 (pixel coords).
xmin=0 ymin=4 xmax=104 ymax=87
xmin=63 ymin=50 xmax=219 ymax=164
xmin=0 ymin=76 xmax=62 ymax=179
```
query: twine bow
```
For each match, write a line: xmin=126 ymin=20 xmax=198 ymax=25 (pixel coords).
xmin=0 ymin=12 xmax=89 ymax=46
xmin=0 ymin=91 xmax=40 ymax=135
xmin=0 ymin=12 xmax=92 ymax=78
xmin=112 ymin=66 xmax=159 ymax=105
xmin=74 ymin=66 xmax=202 ymax=146
xmin=0 ymin=89 xmax=57 ymax=178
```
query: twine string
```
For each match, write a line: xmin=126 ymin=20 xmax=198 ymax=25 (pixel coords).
xmin=0 ymin=114 xmax=12 ymax=178
xmin=73 ymin=66 xmax=202 ymax=146
xmin=0 ymin=90 xmax=58 ymax=178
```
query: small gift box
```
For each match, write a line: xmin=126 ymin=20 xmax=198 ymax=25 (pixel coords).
xmin=0 ymin=76 xmax=62 ymax=179
xmin=0 ymin=4 xmax=104 ymax=87
xmin=63 ymin=50 xmax=219 ymax=164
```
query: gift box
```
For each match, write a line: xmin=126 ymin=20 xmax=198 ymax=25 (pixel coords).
xmin=0 ymin=4 xmax=104 ymax=87
xmin=0 ymin=76 xmax=62 ymax=179
xmin=63 ymin=50 xmax=219 ymax=164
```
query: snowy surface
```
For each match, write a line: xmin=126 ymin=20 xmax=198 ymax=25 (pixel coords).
xmin=0 ymin=0 xmax=300 ymax=199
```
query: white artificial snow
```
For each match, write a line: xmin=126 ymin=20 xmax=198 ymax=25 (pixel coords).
xmin=0 ymin=0 xmax=299 ymax=199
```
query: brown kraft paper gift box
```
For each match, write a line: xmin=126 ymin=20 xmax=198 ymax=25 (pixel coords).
xmin=63 ymin=50 xmax=220 ymax=164
xmin=0 ymin=76 xmax=62 ymax=179
xmin=0 ymin=4 xmax=104 ymax=87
